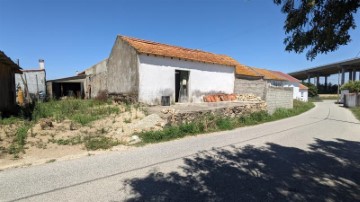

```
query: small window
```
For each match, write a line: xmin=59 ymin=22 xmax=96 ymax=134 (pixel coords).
xmin=301 ymin=92 xmax=304 ymax=97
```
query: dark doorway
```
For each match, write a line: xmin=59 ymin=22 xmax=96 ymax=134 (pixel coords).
xmin=52 ymin=82 xmax=83 ymax=99
xmin=175 ymin=70 xmax=189 ymax=103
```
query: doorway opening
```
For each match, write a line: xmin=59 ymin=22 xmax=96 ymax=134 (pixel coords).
xmin=175 ymin=70 xmax=189 ymax=103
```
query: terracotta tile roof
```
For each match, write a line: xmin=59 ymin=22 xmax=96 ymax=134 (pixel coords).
xmin=271 ymin=71 xmax=300 ymax=83
xmin=235 ymin=63 xmax=262 ymax=77
xmin=251 ymin=67 xmax=287 ymax=81
xmin=299 ymin=83 xmax=309 ymax=90
xmin=120 ymin=36 xmax=238 ymax=67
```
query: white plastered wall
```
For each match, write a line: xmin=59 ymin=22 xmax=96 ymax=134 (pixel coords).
xmin=138 ymin=55 xmax=235 ymax=105
xmin=298 ymin=90 xmax=308 ymax=102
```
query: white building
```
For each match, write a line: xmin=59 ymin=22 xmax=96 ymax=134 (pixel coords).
xmin=15 ymin=60 xmax=46 ymax=99
xmin=272 ymin=71 xmax=309 ymax=102
xmin=106 ymin=35 xmax=237 ymax=105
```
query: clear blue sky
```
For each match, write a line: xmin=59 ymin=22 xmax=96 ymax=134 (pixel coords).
xmin=1 ymin=0 xmax=359 ymax=82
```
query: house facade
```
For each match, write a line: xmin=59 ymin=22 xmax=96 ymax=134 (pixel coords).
xmin=106 ymin=35 xmax=237 ymax=105
xmin=0 ymin=51 xmax=21 ymax=114
xmin=271 ymin=71 xmax=309 ymax=102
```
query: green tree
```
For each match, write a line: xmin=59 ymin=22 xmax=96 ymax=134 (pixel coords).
xmin=274 ymin=0 xmax=360 ymax=60
xmin=302 ymin=82 xmax=318 ymax=97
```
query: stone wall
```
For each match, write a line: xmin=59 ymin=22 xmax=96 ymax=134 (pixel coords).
xmin=234 ymin=77 xmax=267 ymax=99
xmin=84 ymin=59 xmax=108 ymax=98
xmin=165 ymin=101 xmax=266 ymax=125
xmin=265 ymin=86 xmax=293 ymax=114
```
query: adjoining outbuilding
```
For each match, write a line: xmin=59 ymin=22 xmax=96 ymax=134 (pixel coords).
xmin=0 ymin=51 xmax=22 ymax=115
xmin=78 ymin=58 xmax=108 ymax=99
xmin=46 ymin=75 xmax=86 ymax=99
xmin=234 ymin=66 xmax=294 ymax=113
xmin=271 ymin=71 xmax=308 ymax=102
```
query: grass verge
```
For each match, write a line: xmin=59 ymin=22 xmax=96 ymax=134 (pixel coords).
xmin=350 ymin=107 xmax=360 ymax=121
xmin=138 ymin=100 xmax=314 ymax=144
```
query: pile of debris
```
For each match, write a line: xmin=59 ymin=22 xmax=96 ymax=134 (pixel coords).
xmin=203 ymin=93 xmax=262 ymax=102
xmin=203 ymin=94 xmax=237 ymax=102
xmin=236 ymin=94 xmax=262 ymax=101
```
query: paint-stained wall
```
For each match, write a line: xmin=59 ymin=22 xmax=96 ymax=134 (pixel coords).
xmin=15 ymin=70 xmax=46 ymax=96
xmin=107 ymin=36 xmax=139 ymax=95
xmin=138 ymin=55 xmax=235 ymax=105
xmin=84 ymin=59 xmax=107 ymax=98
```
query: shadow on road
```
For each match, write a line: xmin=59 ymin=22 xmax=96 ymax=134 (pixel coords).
xmin=123 ymin=139 xmax=360 ymax=201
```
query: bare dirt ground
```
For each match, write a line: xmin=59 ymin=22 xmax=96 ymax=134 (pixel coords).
xmin=0 ymin=105 xmax=165 ymax=170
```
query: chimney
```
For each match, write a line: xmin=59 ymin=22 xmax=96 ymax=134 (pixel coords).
xmin=39 ymin=59 xmax=45 ymax=70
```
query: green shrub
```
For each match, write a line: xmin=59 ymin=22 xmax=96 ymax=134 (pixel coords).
xmin=84 ymin=136 xmax=119 ymax=150
xmin=8 ymin=123 xmax=31 ymax=157
xmin=302 ymin=82 xmax=318 ymax=97
xmin=216 ymin=118 xmax=235 ymax=130
xmin=340 ymin=81 xmax=360 ymax=93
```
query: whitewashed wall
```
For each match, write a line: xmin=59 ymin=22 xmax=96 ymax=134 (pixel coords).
xmin=138 ymin=55 xmax=235 ymax=105
xmin=298 ymin=90 xmax=308 ymax=102
xmin=283 ymin=82 xmax=308 ymax=102
xmin=15 ymin=70 xmax=46 ymax=95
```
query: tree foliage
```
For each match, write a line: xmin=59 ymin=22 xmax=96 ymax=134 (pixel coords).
xmin=274 ymin=0 xmax=360 ymax=60
xmin=340 ymin=80 xmax=360 ymax=93
xmin=302 ymin=82 xmax=318 ymax=97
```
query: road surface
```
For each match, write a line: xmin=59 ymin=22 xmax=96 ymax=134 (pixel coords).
xmin=1 ymin=100 xmax=360 ymax=201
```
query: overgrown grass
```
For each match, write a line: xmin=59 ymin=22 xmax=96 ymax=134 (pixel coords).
xmin=138 ymin=100 xmax=314 ymax=144
xmin=49 ymin=135 xmax=83 ymax=146
xmin=8 ymin=123 xmax=32 ymax=158
xmin=48 ymin=134 xmax=121 ymax=150
xmin=32 ymin=99 xmax=119 ymax=125
xmin=309 ymin=96 xmax=323 ymax=102
xmin=350 ymin=107 xmax=360 ymax=121
xmin=84 ymin=136 xmax=120 ymax=150
xmin=0 ymin=116 xmax=22 ymax=125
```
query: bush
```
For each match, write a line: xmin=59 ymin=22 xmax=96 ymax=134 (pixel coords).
xmin=340 ymin=81 xmax=360 ymax=93
xmin=302 ymin=82 xmax=318 ymax=97
xmin=84 ymin=136 xmax=119 ymax=150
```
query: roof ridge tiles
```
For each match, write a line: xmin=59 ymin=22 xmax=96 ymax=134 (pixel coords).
xmin=120 ymin=35 xmax=217 ymax=54
xmin=119 ymin=35 xmax=238 ymax=67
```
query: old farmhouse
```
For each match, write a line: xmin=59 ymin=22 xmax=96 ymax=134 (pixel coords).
xmin=86 ymin=35 xmax=238 ymax=105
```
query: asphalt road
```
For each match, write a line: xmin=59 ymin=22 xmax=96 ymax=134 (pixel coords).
xmin=1 ymin=100 xmax=360 ymax=202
